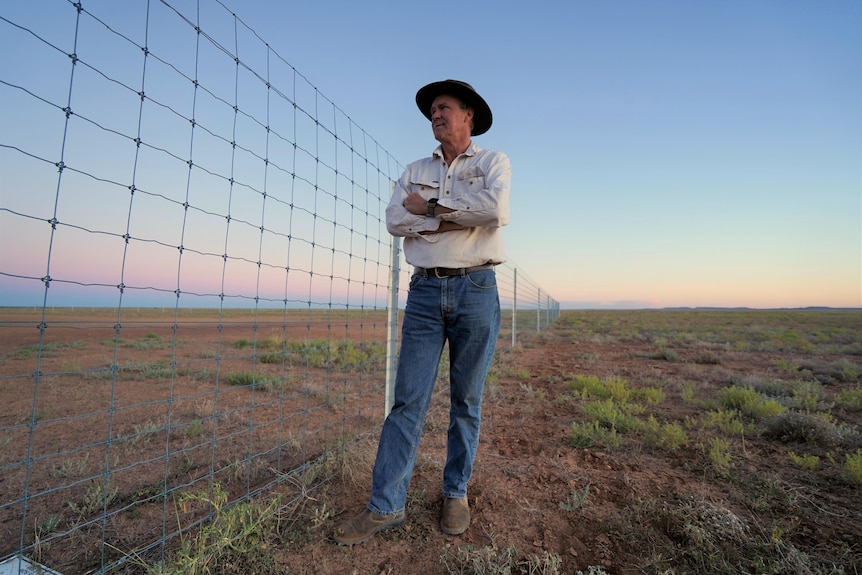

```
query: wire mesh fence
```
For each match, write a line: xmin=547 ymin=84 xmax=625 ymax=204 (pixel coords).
xmin=0 ymin=0 xmax=558 ymax=572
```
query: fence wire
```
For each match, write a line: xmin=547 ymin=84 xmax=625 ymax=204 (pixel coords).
xmin=0 ymin=1 xmax=558 ymax=572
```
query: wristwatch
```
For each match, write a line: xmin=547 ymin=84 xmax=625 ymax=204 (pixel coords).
xmin=426 ymin=198 xmax=438 ymax=217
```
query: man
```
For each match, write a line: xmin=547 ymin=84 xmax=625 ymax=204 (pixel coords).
xmin=333 ymin=79 xmax=511 ymax=545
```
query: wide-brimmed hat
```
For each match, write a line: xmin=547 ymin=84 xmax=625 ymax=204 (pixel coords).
xmin=415 ymin=79 xmax=493 ymax=136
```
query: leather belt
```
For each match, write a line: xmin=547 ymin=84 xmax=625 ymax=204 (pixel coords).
xmin=414 ymin=264 xmax=495 ymax=278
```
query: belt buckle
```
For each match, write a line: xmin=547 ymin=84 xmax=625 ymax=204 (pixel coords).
xmin=433 ymin=267 xmax=447 ymax=279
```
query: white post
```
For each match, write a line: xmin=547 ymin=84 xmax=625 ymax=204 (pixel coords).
xmin=385 ymin=187 xmax=401 ymax=418
xmin=537 ymin=287 xmax=541 ymax=333
xmin=511 ymin=267 xmax=518 ymax=347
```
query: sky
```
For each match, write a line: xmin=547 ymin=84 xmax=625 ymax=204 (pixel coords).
xmin=1 ymin=0 xmax=860 ymax=309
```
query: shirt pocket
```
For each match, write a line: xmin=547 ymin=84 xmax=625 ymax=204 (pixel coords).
xmin=408 ymin=167 xmax=441 ymax=197
xmin=410 ymin=177 xmax=440 ymax=198
xmin=457 ymin=165 xmax=486 ymax=188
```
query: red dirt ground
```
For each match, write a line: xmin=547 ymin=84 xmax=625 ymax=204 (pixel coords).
xmin=1 ymin=309 xmax=860 ymax=574
xmin=288 ymin=312 xmax=862 ymax=574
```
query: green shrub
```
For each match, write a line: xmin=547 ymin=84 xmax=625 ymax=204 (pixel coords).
xmin=151 ymin=483 xmax=282 ymax=574
xmin=130 ymin=334 xmax=167 ymax=350
xmin=832 ymin=360 xmax=860 ymax=382
xmin=635 ymin=386 xmax=666 ymax=404
xmin=641 ymin=415 xmax=688 ymax=451
xmin=702 ymin=409 xmax=747 ymax=436
xmin=279 ymin=339 xmax=384 ymax=372
xmin=605 ymin=377 xmax=631 ymax=402
xmin=787 ymin=451 xmax=819 ymax=471
xmin=582 ymin=399 xmax=639 ymax=432
xmin=566 ymin=374 xmax=609 ymax=399
xmin=844 ymin=449 xmax=862 ymax=485
xmin=259 ymin=351 xmax=284 ymax=364
xmin=52 ymin=452 xmax=91 ymax=478
xmin=836 ymin=387 xmax=862 ymax=411
xmin=258 ymin=334 xmax=283 ymax=350
xmin=513 ymin=368 xmax=531 ymax=381
xmin=706 ymin=437 xmax=732 ymax=474
xmin=570 ymin=420 xmax=620 ymax=449
xmin=224 ymin=372 xmax=256 ymax=386
xmin=719 ymin=385 xmax=786 ymax=420
xmin=68 ymin=481 xmax=119 ymax=516
xmin=680 ymin=381 xmax=695 ymax=403
xmin=791 ymin=381 xmax=829 ymax=411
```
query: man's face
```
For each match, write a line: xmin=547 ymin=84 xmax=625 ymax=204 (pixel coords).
xmin=430 ymin=94 xmax=473 ymax=143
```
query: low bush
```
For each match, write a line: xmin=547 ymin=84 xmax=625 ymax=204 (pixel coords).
xmin=761 ymin=412 xmax=840 ymax=447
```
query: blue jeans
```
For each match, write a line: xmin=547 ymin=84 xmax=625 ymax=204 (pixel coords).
xmin=367 ymin=268 xmax=501 ymax=516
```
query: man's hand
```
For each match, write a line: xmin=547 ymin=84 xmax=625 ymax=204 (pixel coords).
xmin=403 ymin=192 xmax=463 ymax=234
xmin=402 ymin=192 xmax=428 ymax=215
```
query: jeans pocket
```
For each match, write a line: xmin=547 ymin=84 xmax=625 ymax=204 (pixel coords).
xmin=465 ymin=269 xmax=497 ymax=290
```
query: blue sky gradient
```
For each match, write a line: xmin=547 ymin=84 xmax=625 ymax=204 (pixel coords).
xmin=2 ymin=0 xmax=860 ymax=309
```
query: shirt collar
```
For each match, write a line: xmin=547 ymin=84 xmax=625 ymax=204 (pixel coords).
xmin=432 ymin=141 xmax=480 ymax=160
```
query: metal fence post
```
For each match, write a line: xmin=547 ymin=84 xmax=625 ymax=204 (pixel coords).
xmin=537 ymin=287 xmax=541 ymax=333
xmin=385 ymin=191 xmax=401 ymax=418
xmin=511 ymin=267 xmax=518 ymax=347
